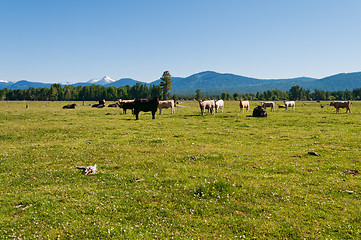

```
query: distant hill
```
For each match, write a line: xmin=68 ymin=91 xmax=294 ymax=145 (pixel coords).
xmin=70 ymin=76 xmax=142 ymax=88
xmin=0 ymin=80 xmax=15 ymax=89
xmin=8 ymin=80 xmax=52 ymax=89
xmin=301 ymin=72 xmax=361 ymax=91
xmin=105 ymin=78 xmax=141 ymax=88
xmin=151 ymin=71 xmax=317 ymax=94
xmin=2 ymin=71 xmax=361 ymax=94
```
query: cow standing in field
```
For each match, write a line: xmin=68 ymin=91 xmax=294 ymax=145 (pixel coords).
xmin=214 ymin=99 xmax=224 ymax=113
xmin=284 ymin=100 xmax=295 ymax=111
xmin=158 ymin=100 xmax=175 ymax=115
xmin=239 ymin=99 xmax=250 ymax=112
xmin=261 ymin=101 xmax=275 ymax=112
xmin=330 ymin=101 xmax=351 ymax=113
xmin=117 ymin=99 xmax=135 ymax=114
xmin=199 ymin=100 xmax=215 ymax=115
xmin=133 ymin=96 xmax=159 ymax=120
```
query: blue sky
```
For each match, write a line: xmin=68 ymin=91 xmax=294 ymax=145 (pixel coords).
xmin=1 ymin=0 xmax=361 ymax=83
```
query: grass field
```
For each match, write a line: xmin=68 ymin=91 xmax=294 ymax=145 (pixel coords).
xmin=1 ymin=100 xmax=361 ymax=239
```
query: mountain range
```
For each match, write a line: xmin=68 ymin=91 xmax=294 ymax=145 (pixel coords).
xmin=1 ymin=71 xmax=361 ymax=95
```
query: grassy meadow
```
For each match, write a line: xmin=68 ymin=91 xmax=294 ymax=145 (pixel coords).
xmin=1 ymin=100 xmax=361 ymax=239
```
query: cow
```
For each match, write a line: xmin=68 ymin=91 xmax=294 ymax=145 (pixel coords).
xmin=261 ymin=101 xmax=275 ymax=112
xmin=92 ymin=99 xmax=106 ymax=108
xmin=284 ymin=100 xmax=295 ymax=111
xmin=198 ymin=100 xmax=215 ymax=115
xmin=330 ymin=101 xmax=351 ymax=113
xmin=117 ymin=99 xmax=135 ymax=114
xmin=108 ymin=103 xmax=118 ymax=107
xmin=253 ymin=106 xmax=267 ymax=117
xmin=214 ymin=99 xmax=224 ymax=113
xmin=239 ymin=99 xmax=250 ymax=112
xmin=63 ymin=103 xmax=76 ymax=109
xmin=133 ymin=96 xmax=159 ymax=120
xmin=158 ymin=100 xmax=175 ymax=115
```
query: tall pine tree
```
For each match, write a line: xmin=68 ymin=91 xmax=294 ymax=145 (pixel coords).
xmin=160 ymin=71 xmax=172 ymax=100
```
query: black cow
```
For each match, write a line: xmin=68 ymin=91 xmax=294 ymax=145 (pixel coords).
xmin=63 ymin=103 xmax=76 ymax=109
xmin=133 ymin=96 xmax=159 ymax=120
xmin=252 ymin=106 xmax=267 ymax=117
xmin=92 ymin=100 xmax=106 ymax=108
xmin=108 ymin=103 xmax=118 ymax=107
xmin=117 ymin=101 xmax=135 ymax=114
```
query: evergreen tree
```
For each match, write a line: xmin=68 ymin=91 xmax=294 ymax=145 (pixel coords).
xmin=160 ymin=71 xmax=172 ymax=100
xmin=195 ymin=89 xmax=201 ymax=101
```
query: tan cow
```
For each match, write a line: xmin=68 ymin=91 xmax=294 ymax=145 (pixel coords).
xmin=199 ymin=100 xmax=215 ymax=115
xmin=261 ymin=101 xmax=275 ymax=112
xmin=158 ymin=100 xmax=175 ymax=114
xmin=330 ymin=101 xmax=351 ymax=113
xmin=239 ymin=99 xmax=250 ymax=112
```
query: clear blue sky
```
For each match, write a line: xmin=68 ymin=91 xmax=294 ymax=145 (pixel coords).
xmin=1 ymin=0 xmax=361 ymax=83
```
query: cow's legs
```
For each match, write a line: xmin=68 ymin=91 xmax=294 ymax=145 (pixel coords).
xmin=135 ymin=110 xmax=139 ymax=120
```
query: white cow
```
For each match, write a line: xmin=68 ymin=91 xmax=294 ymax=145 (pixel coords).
xmin=261 ymin=101 xmax=275 ymax=112
xmin=284 ymin=100 xmax=295 ymax=111
xmin=214 ymin=99 xmax=224 ymax=113
xmin=158 ymin=100 xmax=175 ymax=115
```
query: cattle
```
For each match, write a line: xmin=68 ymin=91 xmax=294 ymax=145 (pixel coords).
xmin=158 ymin=100 xmax=175 ymax=115
xmin=330 ymin=101 xmax=351 ymax=113
xmin=63 ymin=103 xmax=76 ymax=109
xmin=239 ymin=99 xmax=250 ymax=112
xmin=117 ymin=99 xmax=135 ymax=114
xmin=284 ymin=100 xmax=295 ymax=111
xmin=133 ymin=96 xmax=159 ymax=120
xmin=108 ymin=103 xmax=118 ymax=107
xmin=92 ymin=99 xmax=106 ymax=108
xmin=214 ymin=99 xmax=224 ymax=113
xmin=252 ymin=106 xmax=267 ymax=117
xmin=278 ymin=104 xmax=286 ymax=109
xmin=261 ymin=101 xmax=275 ymax=112
xmin=199 ymin=100 xmax=215 ymax=115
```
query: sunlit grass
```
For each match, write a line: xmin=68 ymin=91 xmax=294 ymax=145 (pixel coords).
xmin=1 ymin=100 xmax=361 ymax=239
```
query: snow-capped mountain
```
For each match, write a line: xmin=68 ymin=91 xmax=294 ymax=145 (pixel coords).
xmin=87 ymin=76 xmax=116 ymax=85
xmin=0 ymin=80 xmax=16 ymax=88
xmin=0 ymin=80 xmax=15 ymax=84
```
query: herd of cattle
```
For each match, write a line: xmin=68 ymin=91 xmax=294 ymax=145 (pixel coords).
xmin=62 ymin=98 xmax=352 ymax=119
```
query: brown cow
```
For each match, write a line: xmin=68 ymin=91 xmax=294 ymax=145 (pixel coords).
xmin=330 ymin=101 xmax=351 ymax=113
xmin=117 ymin=99 xmax=135 ymax=114
xmin=239 ymin=99 xmax=250 ymax=112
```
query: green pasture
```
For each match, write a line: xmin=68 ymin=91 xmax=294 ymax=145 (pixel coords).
xmin=0 ymin=100 xmax=360 ymax=239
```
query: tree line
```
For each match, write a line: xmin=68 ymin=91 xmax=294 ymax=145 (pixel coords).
xmin=201 ymin=86 xmax=359 ymax=101
xmin=0 ymin=83 xmax=164 ymax=101
xmin=0 ymin=84 xmax=360 ymax=101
